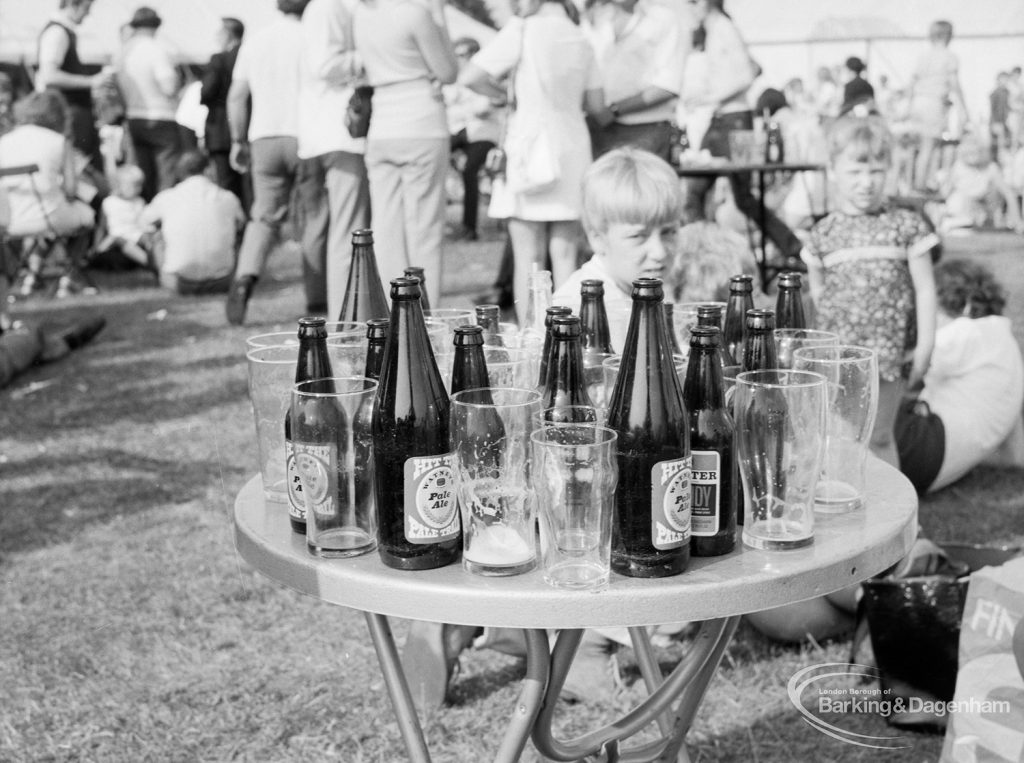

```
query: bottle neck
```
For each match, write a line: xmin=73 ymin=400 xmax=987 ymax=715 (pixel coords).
xmin=742 ymin=328 xmax=779 ymax=371
xmin=543 ymin=336 xmax=592 ymax=406
xmin=579 ymin=294 xmax=613 ymax=353
xmin=683 ymin=345 xmax=725 ymax=410
xmin=451 ymin=343 xmax=491 ymax=394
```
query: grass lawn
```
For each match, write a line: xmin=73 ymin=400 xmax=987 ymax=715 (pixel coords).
xmin=1 ymin=224 xmax=1022 ymax=762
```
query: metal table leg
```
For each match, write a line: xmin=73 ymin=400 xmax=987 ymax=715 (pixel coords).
xmin=532 ymin=616 xmax=742 ymax=763
xmin=363 ymin=612 xmax=432 ymax=763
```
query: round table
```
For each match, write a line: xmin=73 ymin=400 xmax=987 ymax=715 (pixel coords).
xmin=234 ymin=458 xmax=917 ymax=762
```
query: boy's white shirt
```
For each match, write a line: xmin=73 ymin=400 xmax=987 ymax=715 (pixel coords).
xmin=552 ymin=255 xmax=632 ymax=315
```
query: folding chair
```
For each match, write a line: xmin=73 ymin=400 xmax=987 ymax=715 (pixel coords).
xmin=0 ymin=163 xmax=97 ymax=299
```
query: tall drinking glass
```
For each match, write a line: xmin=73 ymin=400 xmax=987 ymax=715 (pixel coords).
xmin=774 ymin=328 xmax=839 ymax=369
xmin=793 ymin=345 xmax=878 ymax=513
xmin=532 ymin=424 xmax=618 ymax=589
xmin=450 ymin=387 xmax=542 ymax=576
xmin=246 ymin=345 xmax=296 ymax=503
xmin=734 ymin=369 xmax=826 ymax=550
xmin=290 ymin=377 xmax=378 ymax=557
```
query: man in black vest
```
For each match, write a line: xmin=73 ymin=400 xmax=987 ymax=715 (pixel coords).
xmin=35 ymin=0 xmax=101 ymax=165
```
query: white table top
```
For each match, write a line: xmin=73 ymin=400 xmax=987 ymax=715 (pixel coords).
xmin=234 ymin=459 xmax=917 ymax=629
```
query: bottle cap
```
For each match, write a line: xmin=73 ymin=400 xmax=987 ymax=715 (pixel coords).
xmin=352 ymin=229 xmax=374 ymax=246
xmin=745 ymin=308 xmax=776 ymax=331
xmin=389 ymin=277 xmax=421 ymax=300
xmin=544 ymin=305 xmax=572 ymax=328
xmin=551 ymin=315 xmax=582 ymax=337
xmin=729 ymin=274 xmax=753 ymax=291
xmin=453 ymin=325 xmax=484 ymax=345
xmin=689 ymin=325 xmax=721 ymax=347
xmin=630 ymin=278 xmax=664 ymax=300
xmin=365 ymin=318 xmax=389 ymax=339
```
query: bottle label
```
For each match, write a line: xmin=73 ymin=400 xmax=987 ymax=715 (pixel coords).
xmin=288 ymin=441 xmax=337 ymax=520
xmin=285 ymin=439 xmax=305 ymax=522
xmin=650 ymin=456 xmax=692 ymax=549
xmin=403 ymin=453 xmax=459 ymax=544
xmin=690 ymin=450 xmax=721 ymax=536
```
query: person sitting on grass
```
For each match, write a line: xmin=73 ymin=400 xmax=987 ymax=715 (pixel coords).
xmin=402 ymin=148 xmax=688 ymax=715
xmin=95 ymin=164 xmax=154 ymax=272
xmin=141 ymin=149 xmax=245 ymax=295
xmin=896 ymin=258 xmax=1024 ymax=493
xmin=934 ymin=133 xmax=1024 ymax=234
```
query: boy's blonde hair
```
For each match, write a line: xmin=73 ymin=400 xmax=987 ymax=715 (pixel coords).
xmin=582 ymin=147 xmax=683 ymax=235
xmin=826 ymin=114 xmax=892 ymax=164
xmin=115 ymin=164 xmax=145 ymax=197
xmin=929 ymin=20 xmax=953 ymax=44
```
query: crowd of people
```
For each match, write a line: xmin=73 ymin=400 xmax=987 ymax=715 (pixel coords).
xmin=2 ymin=0 xmax=1024 ymax=716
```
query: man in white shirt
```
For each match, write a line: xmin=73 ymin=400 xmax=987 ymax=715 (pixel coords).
xmin=143 ymin=150 xmax=245 ymax=294
xmin=298 ymin=0 xmax=371 ymax=320
xmin=584 ymin=0 xmax=686 ymax=162
xmin=226 ymin=0 xmax=323 ymax=325
xmin=117 ymin=6 xmax=183 ymax=200
xmin=35 ymin=0 xmax=102 ymax=165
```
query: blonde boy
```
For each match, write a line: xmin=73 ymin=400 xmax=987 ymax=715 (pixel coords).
xmin=553 ymin=147 xmax=683 ymax=313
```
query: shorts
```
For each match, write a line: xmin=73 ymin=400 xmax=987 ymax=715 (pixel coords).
xmin=894 ymin=398 xmax=945 ymax=493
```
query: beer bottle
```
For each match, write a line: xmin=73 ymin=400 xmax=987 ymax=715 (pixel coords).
xmin=723 ymin=274 xmax=754 ymax=366
xmin=683 ymin=326 xmax=737 ymax=557
xmin=540 ymin=315 xmax=595 ymax=422
xmin=372 ymin=278 xmax=460 ymax=570
xmin=339 ymin=229 xmax=389 ymax=323
xmin=741 ymin=309 xmax=779 ymax=372
xmin=538 ymin=305 xmax=572 ymax=388
xmin=363 ymin=318 xmax=389 ymax=381
xmin=579 ymin=279 xmax=613 ymax=356
xmin=765 ymin=118 xmax=785 ymax=165
xmin=606 ymin=278 xmax=690 ymax=578
xmin=450 ymin=325 xmax=491 ymax=394
xmin=663 ymin=302 xmax=684 ymax=356
xmin=285 ymin=317 xmax=335 ymax=534
xmin=475 ymin=304 xmax=503 ymax=347
xmin=775 ymin=271 xmax=807 ymax=330
xmin=697 ymin=304 xmax=733 ymax=370
xmin=404 ymin=267 xmax=430 ymax=312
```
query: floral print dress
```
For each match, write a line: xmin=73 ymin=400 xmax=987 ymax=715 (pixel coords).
xmin=803 ymin=207 xmax=939 ymax=381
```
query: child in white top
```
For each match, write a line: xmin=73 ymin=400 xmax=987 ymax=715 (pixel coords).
xmin=937 ymin=134 xmax=1024 ymax=233
xmin=98 ymin=164 xmax=152 ymax=268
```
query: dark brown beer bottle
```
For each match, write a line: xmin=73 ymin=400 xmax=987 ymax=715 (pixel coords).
xmin=339 ymin=229 xmax=389 ymax=323
xmin=579 ymin=280 xmax=613 ymax=356
xmin=683 ymin=326 xmax=737 ymax=556
xmin=774 ymin=271 xmax=807 ymax=330
xmin=285 ymin=317 xmax=335 ymax=534
xmin=741 ymin=309 xmax=779 ymax=372
xmin=538 ymin=305 xmax=572 ymax=388
xmin=372 ymin=278 xmax=459 ymax=570
xmin=540 ymin=315 xmax=595 ymax=422
xmin=404 ymin=267 xmax=430 ymax=312
xmin=723 ymin=274 xmax=754 ymax=366
xmin=697 ymin=304 xmax=733 ymax=370
xmin=363 ymin=318 xmax=389 ymax=381
xmin=450 ymin=325 xmax=491 ymax=394
xmin=606 ymin=278 xmax=690 ymax=578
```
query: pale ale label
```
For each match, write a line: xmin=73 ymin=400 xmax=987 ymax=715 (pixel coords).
xmin=404 ymin=453 xmax=459 ymax=543
xmin=285 ymin=439 xmax=305 ymax=522
xmin=650 ymin=456 xmax=691 ymax=549
xmin=289 ymin=442 xmax=337 ymax=519
xmin=690 ymin=450 xmax=720 ymax=536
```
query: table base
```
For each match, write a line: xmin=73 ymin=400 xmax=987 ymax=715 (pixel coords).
xmin=365 ymin=614 xmax=741 ymax=762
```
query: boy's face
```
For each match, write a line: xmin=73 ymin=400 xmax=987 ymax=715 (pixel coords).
xmin=589 ymin=221 xmax=677 ymax=294
xmin=831 ymin=148 xmax=887 ymax=215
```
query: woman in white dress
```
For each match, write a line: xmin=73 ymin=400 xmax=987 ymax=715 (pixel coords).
xmin=459 ymin=0 xmax=607 ymax=317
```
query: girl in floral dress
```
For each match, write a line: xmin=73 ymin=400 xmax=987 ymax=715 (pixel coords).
xmin=802 ymin=115 xmax=939 ymax=466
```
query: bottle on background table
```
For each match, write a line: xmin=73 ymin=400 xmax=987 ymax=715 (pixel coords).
xmin=723 ymin=274 xmax=754 ymax=366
